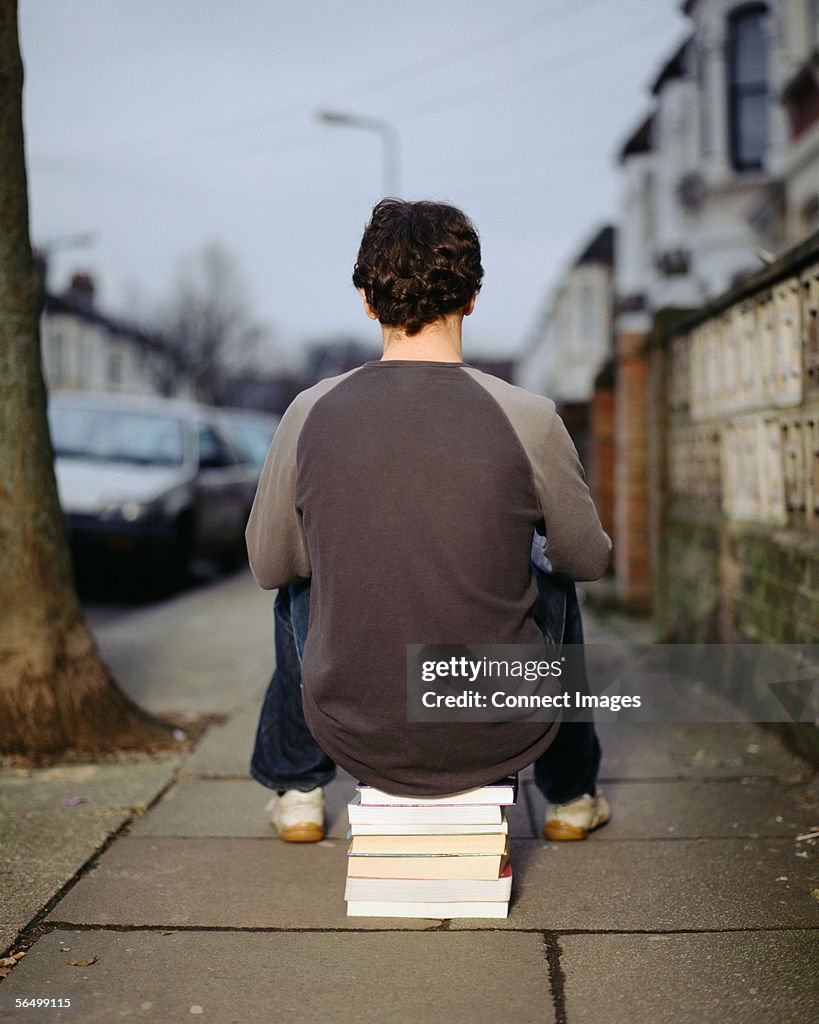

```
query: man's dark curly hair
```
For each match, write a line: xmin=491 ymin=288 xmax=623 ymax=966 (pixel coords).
xmin=352 ymin=199 xmax=484 ymax=336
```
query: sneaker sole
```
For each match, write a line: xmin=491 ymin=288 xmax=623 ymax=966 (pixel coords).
xmin=543 ymin=815 xmax=609 ymax=842
xmin=278 ymin=822 xmax=325 ymax=843
xmin=543 ymin=820 xmax=589 ymax=841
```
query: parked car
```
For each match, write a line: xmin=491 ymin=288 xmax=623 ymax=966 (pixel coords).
xmin=217 ymin=407 xmax=281 ymax=474
xmin=48 ymin=391 xmax=259 ymax=587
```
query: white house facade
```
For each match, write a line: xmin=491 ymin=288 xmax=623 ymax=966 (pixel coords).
xmin=40 ymin=275 xmax=188 ymax=399
xmin=517 ymin=226 xmax=615 ymax=404
xmin=616 ymin=0 xmax=819 ymax=321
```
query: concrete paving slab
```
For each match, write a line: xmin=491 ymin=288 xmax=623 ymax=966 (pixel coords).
xmin=0 ymin=757 xmax=181 ymax=956
xmin=578 ymin=601 xmax=656 ymax=645
xmin=92 ymin=571 xmax=273 ymax=715
xmin=596 ymin=723 xmax=802 ymax=780
xmin=132 ymin=775 xmax=535 ymax=840
xmin=128 ymin=777 xmax=355 ymax=839
xmin=561 ymin=931 xmax=818 ymax=1024
xmin=129 ymin=779 xmax=274 ymax=837
xmin=525 ymin=777 xmax=819 ymax=839
xmin=46 ymin=836 xmax=435 ymax=930
xmin=449 ymin=838 xmax=819 ymax=931
xmin=0 ymin=811 xmax=128 ymax=956
xmin=0 ymin=930 xmax=554 ymax=1024
xmin=0 ymin=759 xmax=179 ymax=815
xmin=325 ymin=771 xmax=363 ymax=837
xmin=180 ymin=704 xmax=260 ymax=777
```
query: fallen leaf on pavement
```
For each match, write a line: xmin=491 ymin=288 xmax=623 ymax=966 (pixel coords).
xmin=0 ymin=951 xmax=25 ymax=975
xmin=68 ymin=956 xmax=98 ymax=966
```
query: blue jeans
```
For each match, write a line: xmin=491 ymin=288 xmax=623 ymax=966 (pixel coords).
xmin=250 ymin=566 xmax=601 ymax=804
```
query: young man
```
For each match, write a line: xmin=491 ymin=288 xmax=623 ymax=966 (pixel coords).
xmin=246 ymin=199 xmax=611 ymax=841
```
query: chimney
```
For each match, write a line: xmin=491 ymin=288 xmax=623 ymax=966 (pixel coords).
xmin=64 ymin=272 xmax=96 ymax=312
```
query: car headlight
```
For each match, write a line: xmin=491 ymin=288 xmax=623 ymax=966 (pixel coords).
xmin=100 ymin=500 xmax=157 ymax=523
xmin=121 ymin=501 xmax=148 ymax=523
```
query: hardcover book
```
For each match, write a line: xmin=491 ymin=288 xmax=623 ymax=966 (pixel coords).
xmin=348 ymin=833 xmax=508 ymax=856
xmin=346 ymin=848 xmax=509 ymax=880
xmin=344 ymin=783 xmax=516 ymax=918
xmin=344 ymin=863 xmax=513 ymax=902
xmin=349 ymin=819 xmax=509 ymax=836
xmin=346 ymin=900 xmax=509 ymax=919
xmin=347 ymin=794 xmax=504 ymax=825
xmin=356 ymin=775 xmax=517 ymax=807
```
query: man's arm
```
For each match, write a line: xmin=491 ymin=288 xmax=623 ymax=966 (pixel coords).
xmin=534 ymin=411 xmax=611 ymax=581
xmin=245 ymin=399 xmax=311 ymax=591
xmin=461 ymin=369 xmax=611 ymax=582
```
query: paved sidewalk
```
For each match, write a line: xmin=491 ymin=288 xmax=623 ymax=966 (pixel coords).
xmin=0 ymin=571 xmax=816 ymax=1023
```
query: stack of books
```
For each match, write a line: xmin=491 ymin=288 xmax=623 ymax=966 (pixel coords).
xmin=344 ymin=776 xmax=517 ymax=919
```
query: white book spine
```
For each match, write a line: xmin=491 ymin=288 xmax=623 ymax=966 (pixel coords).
xmin=346 ymin=900 xmax=509 ymax=919
xmin=349 ymin=821 xmax=509 ymax=836
xmin=344 ymin=873 xmax=513 ymax=902
xmin=357 ymin=786 xmax=515 ymax=807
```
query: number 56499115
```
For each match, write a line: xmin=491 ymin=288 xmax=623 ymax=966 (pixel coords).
xmin=14 ymin=998 xmax=71 ymax=1009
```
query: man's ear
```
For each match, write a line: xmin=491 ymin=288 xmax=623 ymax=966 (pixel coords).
xmin=464 ymin=293 xmax=477 ymax=317
xmin=359 ymin=288 xmax=379 ymax=321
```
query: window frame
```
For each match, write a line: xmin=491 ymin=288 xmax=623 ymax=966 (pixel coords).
xmin=726 ymin=2 xmax=770 ymax=172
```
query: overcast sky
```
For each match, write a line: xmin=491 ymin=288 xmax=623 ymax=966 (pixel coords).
xmin=19 ymin=0 xmax=688 ymax=369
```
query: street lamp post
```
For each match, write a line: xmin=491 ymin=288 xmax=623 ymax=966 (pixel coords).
xmin=317 ymin=110 xmax=400 ymax=197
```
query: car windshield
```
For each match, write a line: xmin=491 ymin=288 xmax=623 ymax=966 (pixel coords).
xmin=49 ymin=405 xmax=186 ymax=467
xmin=225 ymin=418 xmax=277 ymax=468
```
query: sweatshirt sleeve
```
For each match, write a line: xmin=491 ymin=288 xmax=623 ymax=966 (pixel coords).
xmin=461 ymin=368 xmax=610 ymax=581
xmin=533 ymin=411 xmax=611 ymax=580
xmin=245 ymin=396 xmax=312 ymax=590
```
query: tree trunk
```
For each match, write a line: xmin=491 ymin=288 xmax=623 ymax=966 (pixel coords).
xmin=0 ymin=0 xmax=174 ymax=756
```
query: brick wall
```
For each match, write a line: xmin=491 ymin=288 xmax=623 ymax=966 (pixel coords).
xmin=589 ymin=380 xmax=615 ymax=552
xmin=614 ymin=329 xmax=653 ymax=610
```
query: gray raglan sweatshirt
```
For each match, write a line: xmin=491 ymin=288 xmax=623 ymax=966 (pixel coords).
xmin=246 ymin=360 xmax=611 ymax=796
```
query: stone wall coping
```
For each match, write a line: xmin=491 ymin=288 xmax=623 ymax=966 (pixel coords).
xmin=657 ymin=227 xmax=819 ymax=345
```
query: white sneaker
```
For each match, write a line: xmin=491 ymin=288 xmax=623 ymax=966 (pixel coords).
xmin=265 ymin=788 xmax=325 ymax=843
xmin=543 ymin=792 xmax=610 ymax=841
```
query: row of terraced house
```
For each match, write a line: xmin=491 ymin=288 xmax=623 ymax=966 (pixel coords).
xmin=39 ymin=268 xmax=190 ymax=400
xmin=518 ymin=0 xmax=819 ymax=718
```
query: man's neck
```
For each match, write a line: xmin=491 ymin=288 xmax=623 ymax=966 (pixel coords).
xmin=380 ymin=313 xmax=464 ymax=363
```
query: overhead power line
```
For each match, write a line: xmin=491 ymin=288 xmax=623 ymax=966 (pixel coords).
xmin=32 ymin=7 xmax=681 ymax=179
xmin=339 ymin=0 xmax=610 ymax=102
xmin=398 ymin=14 xmax=677 ymax=121
xmin=116 ymin=0 xmax=615 ymax=155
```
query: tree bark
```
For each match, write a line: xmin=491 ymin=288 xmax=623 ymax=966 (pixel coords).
xmin=0 ymin=0 xmax=174 ymax=755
